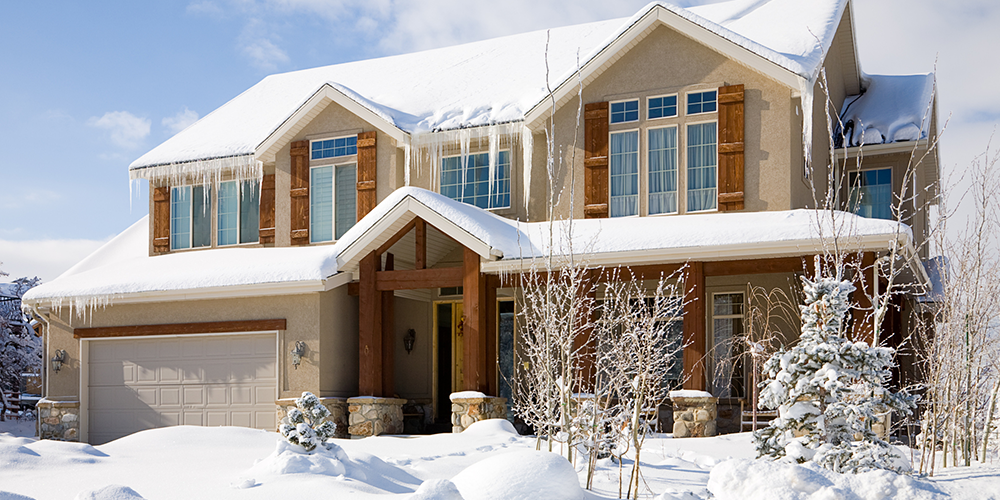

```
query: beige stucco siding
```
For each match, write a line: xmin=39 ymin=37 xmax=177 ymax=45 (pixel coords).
xmin=43 ymin=293 xmax=347 ymax=401
xmin=540 ymin=24 xmax=797 ymax=221
xmin=319 ymin=286 xmax=359 ymax=397
xmin=393 ymin=297 xmax=433 ymax=400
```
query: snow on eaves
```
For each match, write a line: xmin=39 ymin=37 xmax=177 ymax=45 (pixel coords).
xmin=130 ymin=0 xmax=847 ymax=172
xmin=838 ymin=73 xmax=935 ymax=147
xmin=23 ymin=186 xmax=912 ymax=306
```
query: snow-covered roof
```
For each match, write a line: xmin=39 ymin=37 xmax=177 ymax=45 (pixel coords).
xmin=838 ymin=73 xmax=935 ymax=148
xmin=130 ymin=0 xmax=848 ymax=173
xmin=24 ymin=186 xmax=919 ymax=308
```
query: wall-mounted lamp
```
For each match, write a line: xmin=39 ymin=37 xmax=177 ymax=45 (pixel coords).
xmin=291 ymin=341 xmax=306 ymax=369
xmin=51 ymin=350 xmax=67 ymax=373
xmin=404 ymin=329 xmax=416 ymax=354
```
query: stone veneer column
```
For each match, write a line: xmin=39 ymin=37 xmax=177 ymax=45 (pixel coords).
xmin=276 ymin=397 xmax=349 ymax=439
xmin=37 ymin=398 xmax=80 ymax=441
xmin=347 ymin=397 xmax=405 ymax=437
xmin=670 ymin=391 xmax=718 ymax=438
xmin=449 ymin=392 xmax=507 ymax=433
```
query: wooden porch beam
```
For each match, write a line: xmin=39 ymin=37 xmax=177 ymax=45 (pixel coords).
xmin=375 ymin=267 xmax=463 ymax=291
xmin=415 ymin=219 xmax=427 ymax=270
xmin=375 ymin=219 xmax=417 ymax=257
xmin=682 ymin=261 xmax=707 ymax=391
xmin=704 ymin=257 xmax=808 ymax=276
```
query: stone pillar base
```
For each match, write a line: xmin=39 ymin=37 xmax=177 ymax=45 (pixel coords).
xmin=670 ymin=392 xmax=718 ymax=438
xmin=450 ymin=393 xmax=507 ymax=433
xmin=276 ymin=397 xmax=348 ymax=439
xmin=37 ymin=398 xmax=80 ymax=441
xmin=347 ymin=397 xmax=405 ymax=437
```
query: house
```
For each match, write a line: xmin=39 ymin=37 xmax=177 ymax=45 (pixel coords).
xmin=22 ymin=0 xmax=939 ymax=444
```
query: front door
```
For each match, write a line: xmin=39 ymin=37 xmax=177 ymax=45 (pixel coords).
xmin=434 ymin=301 xmax=465 ymax=423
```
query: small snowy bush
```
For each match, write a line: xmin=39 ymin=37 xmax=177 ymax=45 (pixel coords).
xmin=753 ymin=269 xmax=914 ymax=473
xmin=279 ymin=392 xmax=337 ymax=452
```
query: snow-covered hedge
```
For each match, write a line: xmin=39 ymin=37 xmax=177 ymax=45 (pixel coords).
xmin=278 ymin=392 xmax=337 ymax=452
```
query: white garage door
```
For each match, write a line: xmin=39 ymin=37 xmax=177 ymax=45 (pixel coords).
xmin=88 ymin=333 xmax=277 ymax=444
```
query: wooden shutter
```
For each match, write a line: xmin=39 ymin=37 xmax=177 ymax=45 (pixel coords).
xmin=152 ymin=186 xmax=170 ymax=254
xmin=259 ymin=173 xmax=276 ymax=244
xmin=718 ymin=84 xmax=745 ymax=211
xmin=356 ymin=131 xmax=377 ymax=220
xmin=290 ymin=140 xmax=310 ymax=245
xmin=584 ymin=102 xmax=609 ymax=218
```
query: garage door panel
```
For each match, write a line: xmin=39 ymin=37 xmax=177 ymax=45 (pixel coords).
xmin=88 ymin=333 xmax=276 ymax=445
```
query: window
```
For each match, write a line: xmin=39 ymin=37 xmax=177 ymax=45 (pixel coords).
xmin=441 ymin=151 xmax=511 ymax=209
xmin=610 ymin=99 xmax=639 ymax=124
xmin=311 ymin=136 xmax=357 ymax=160
xmin=170 ymin=186 xmax=211 ymax=250
xmin=648 ymin=127 xmax=678 ymax=215
xmin=848 ymin=168 xmax=892 ymax=220
xmin=687 ymin=122 xmax=717 ymax=212
xmin=711 ymin=292 xmax=745 ymax=398
xmin=218 ymin=180 xmax=260 ymax=245
xmin=648 ymin=95 xmax=678 ymax=119
xmin=687 ymin=90 xmax=717 ymax=115
xmin=310 ymin=164 xmax=357 ymax=242
xmin=610 ymin=131 xmax=639 ymax=217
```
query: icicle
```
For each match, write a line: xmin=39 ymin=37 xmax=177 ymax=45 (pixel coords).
xmin=489 ymin=125 xmax=499 ymax=206
xmin=522 ymin=125 xmax=533 ymax=216
xmin=799 ymin=78 xmax=815 ymax=178
xmin=129 ymin=154 xmax=263 ymax=190
xmin=404 ymin=142 xmax=411 ymax=186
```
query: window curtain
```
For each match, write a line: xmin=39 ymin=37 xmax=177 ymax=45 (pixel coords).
xmin=310 ymin=166 xmax=334 ymax=242
xmin=648 ymin=127 xmax=678 ymax=214
xmin=335 ymin=164 xmax=357 ymax=239
xmin=687 ymin=123 xmax=717 ymax=212
xmin=610 ymin=130 xmax=639 ymax=217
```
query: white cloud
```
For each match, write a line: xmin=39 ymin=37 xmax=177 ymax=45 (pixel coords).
xmin=88 ymin=111 xmax=151 ymax=150
xmin=0 ymin=238 xmax=111 ymax=282
xmin=162 ymin=107 xmax=200 ymax=134
xmin=239 ymin=18 xmax=291 ymax=71
xmin=187 ymin=0 xmax=224 ymax=16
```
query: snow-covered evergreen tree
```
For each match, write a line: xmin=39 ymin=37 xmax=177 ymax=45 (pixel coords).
xmin=279 ymin=392 xmax=338 ymax=452
xmin=1 ymin=276 xmax=42 ymax=395
xmin=753 ymin=265 xmax=915 ymax=473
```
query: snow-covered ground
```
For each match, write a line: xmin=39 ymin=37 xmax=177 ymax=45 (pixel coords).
xmin=1 ymin=419 xmax=998 ymax=500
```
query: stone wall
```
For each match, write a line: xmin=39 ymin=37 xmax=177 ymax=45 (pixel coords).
xmin=671 ymin=395 xmax=718 ymax=438
xmin=37 ymin=398 xmax=79 ymax=441
xmin=347 ymin=397 xmax=405 ymax=437
xmin=450 ymin=395 xmax=507 ymax=433
xmin=276 ymin=397 xmax=349 ymax=439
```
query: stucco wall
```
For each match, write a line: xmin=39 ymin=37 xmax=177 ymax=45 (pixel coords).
xmin=43 ymin=293 xmax=339 ymax=400
xmin=393 ymin=296 xmax=433 ymax=400
xmin=319 ymin=286 xmax=359 ymax=397
xmin=540 ymin=24 xmax=797 ymax=221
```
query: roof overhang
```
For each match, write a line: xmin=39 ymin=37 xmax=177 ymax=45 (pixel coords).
xmin=255 ymin=83 xmax=410 ymax=164
xmin=523 ymin=3 xmax=808 ymax=130
xmin=336 ymin=194 xmax=500 ymax=277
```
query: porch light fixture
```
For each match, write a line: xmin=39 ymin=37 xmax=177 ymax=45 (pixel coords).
xmin=51 ymin=350 xmax=67 ymax=373
xmin=404 ymin=329 xmax=416 ymax=354
xmin=291 ymin=341 xmax=306 ymax=369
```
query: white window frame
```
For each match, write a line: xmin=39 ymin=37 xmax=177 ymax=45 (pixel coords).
xmin=439 ymin=149 xmax=513 ymax=211
xmin=308 ymin=161 xmax=357 ymax=244
xmin=609 ymin=98 xmax=640 ymax=124
xmin=709 ymin=291 xmax=746 ymax=398
xmin=685 ymin=89 xmax=718 ymax=116
xmin=646 ymin=93 xmax=679 ymax=121
xmin=645 ymin=124 xmax=680 ymax=216
xmin=847 ymin=167 xmax=893 ymax=220
xmin=608 ymin=128 xmax=641 ymax=218
xmin=309 ymin=134 xmax=358 ymax=162
xmin=685 ymin=119 xmax=719 ymax=214
xmin=217 ymin=180 xmax=259 ymax=247
xmin=170 ymin=184 xmax=211 ymax=251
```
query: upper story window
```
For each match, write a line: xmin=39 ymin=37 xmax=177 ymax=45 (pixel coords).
xmin=648 ymin=126 xmax=678 ymax=215
xmin=648 ymin=95 xmax=678 ymax=120
xmin=687 ymin=90 xmax=717 ymax=115
xmin=170 ymin=185 xmax=211 ymax=250
xmin=441 ymin=151 xmax=511 ymax=210
xmin=848 ymin=168 xmax=892 ymax=220
xmin=687 ymin=122 xmax=718 ymax=212
xmin=311 ymin=163 xmax=358 ymax=242
xmin=311 ymin=136 xmax=357 ymax=160
xmin=610 ymin=99 xmax=639 ymax=124
xmin=218 ymin=180 xmax=260 ymax=245
xmin=609 ymin=130 xmax=639 ymax=217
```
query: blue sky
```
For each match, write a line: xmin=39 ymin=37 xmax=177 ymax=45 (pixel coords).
xmin=0 ymin=0 xmax=995 ymax=281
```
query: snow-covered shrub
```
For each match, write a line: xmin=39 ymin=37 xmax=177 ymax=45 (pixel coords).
xmin=279 ymin=392 xmax=337 ymax=452
xmin=753 ymin=268 xmax=915 ymax=473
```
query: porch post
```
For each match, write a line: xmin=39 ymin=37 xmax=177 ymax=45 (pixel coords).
xmin=682 ymin=261 xmax=706 ymax=391
xmin=359 ymin=251 xmax=383 ymax=396
xmin=852 ymin=252 xmax=877 ymax=344
xmin=382 ymin=253 xmax=395 ymax=397
xmin=463 ymin=248 xmax=487 ymax=392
